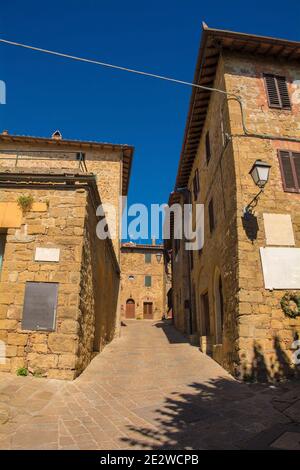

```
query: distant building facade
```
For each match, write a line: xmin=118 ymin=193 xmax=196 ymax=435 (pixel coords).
xmin=120 ymin=242 xmax=166 ymax=320
xmin=167 ymin=25 xmax=300 ymax=381
xmin=0 ymin=131 xmax=133 ymax=379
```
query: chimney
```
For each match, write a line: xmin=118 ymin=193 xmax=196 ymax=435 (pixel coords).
xmin=51 ymin=130 xmax=62 ymax=140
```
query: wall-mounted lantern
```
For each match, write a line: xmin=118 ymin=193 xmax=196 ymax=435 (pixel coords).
xmin=244 ymin=160 xmax=271 ymax=217
xmin=156 ymin=253 xmax=162 ymax=263
xmin=249 ymin=160 xmax=271 ymax=188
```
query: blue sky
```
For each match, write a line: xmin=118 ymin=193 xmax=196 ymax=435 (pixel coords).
xmin=1 ymin=0 xmax=300 ymax=241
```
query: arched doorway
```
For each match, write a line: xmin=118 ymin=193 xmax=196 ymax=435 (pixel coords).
xmin=125 ymin=299 xmax=135 ymax=319
xmin=214 ymin=268 xmax=224 ymax=344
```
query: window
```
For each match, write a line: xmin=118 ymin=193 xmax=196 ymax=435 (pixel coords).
xmin=201 ymin=292 xmax=211 ymax=336
xmin=0 ymin=233 xmax=6 ymax=275
xmin=145 ymin=253 xmax=151 ymax=263
xmin=145 ymin=275 xmax=152 ymax=287
xmin=208 ymin=198 xmax=215 ymax=233
xmin=264 ymin=74 xmax=291 ymax=110
xmin=22 ymin=282 xmax=58 ymax=331
xmin=278 ymin=150 xmax=300 ymax=192
xmin=193 ymin=169 xmax=200 ymax=199
xmin=205 ymin=132 xmax=211 ymax=164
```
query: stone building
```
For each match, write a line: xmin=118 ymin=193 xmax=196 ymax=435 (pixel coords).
xmin=0 ymin=131 xmax=133 ymax=379
xmin=167 ymin=24 xmax=300 ymax=381
xmin=120 ymin=242 xmax=166 ymax=320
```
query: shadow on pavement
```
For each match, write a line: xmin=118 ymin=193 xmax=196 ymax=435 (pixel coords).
xmin=154 ymin=320 xmax=190 ymax=345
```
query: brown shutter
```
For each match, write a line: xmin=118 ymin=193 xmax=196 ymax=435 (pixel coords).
xmin=264 ymin=74 xmax=281 ymax=108
xmin=293 ymin=153 xmax=300 ymax=186
xmin=205 ymin=132 xmax=211 ymax=164
xmin=277 ymin=76 xmax=291 ymax=109
xmin=278 ymin=150 xmax=297 ymax=191
xmin=264 ymin=74 xmax=291 ymax=109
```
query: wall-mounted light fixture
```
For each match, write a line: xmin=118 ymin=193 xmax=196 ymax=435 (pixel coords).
xmin=249 ymin=160 xmax=271 ymax=188
xmin=243 ymin=160 xmax=271 ymax=217
xmin=156 ymin=253 xmax=162 ymax=263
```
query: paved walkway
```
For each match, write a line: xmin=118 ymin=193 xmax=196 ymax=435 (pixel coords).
xmin=1 ymin=320 xmax=300 ymax=449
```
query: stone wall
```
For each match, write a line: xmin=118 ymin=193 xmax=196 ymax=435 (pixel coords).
xmin=0 ymin=183 xmax=120 ymax=379
xmin=224 ymin=52 xmax=300 ymax=380
xmin=0 ymin=141 xmax=124 ymax=259
xmin=120 ymin=246 xmax=166 ymax=320
xmin=183 ymin=57 xmax=240 ymax=372
xmin=172 ymin=48 xmax=300 ymax=380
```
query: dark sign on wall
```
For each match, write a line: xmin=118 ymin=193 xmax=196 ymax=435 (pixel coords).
xmin=22 ymin=282 xmax=59 ymax=331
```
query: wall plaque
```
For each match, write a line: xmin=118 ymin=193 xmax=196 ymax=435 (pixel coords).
xmin=35 ymin=247 xmax=60 ymax=262
xmin=22 ymin=282 xmax=58 ymax=331
xmin=263 ymin=213 xmax=295 ymax=246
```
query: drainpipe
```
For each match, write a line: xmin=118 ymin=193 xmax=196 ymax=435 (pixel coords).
xmin=172 ymin=186 xmax=193 ymax=337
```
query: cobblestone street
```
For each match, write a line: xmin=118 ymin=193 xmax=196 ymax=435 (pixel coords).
xmin=1 ymin=320 xmax=300 ymax=450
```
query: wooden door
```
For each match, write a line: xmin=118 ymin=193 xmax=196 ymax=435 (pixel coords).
xmin=143 ymin=302 xmax=153 ymax=319
xmin=125 ymin=299 xmax=135 ymax=318
xmin=201 ymin=292 xmax=210 ymax=335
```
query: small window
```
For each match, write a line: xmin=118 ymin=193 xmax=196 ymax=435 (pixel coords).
xmin=278 ymin=150 xmax=300 ymax=193
xmin=205 ymin=132 xmax=211 ymax=164
xmin=145 ymin=275 xmax=152 ymax=287
xmin=22 ymin=282 xmax=58 ymax=331
xmin=208 ymin=198 xmax=215 ymax=233
xmin=264 ymin=74 xmax=291 ymax=110
xmin=190 ymin=251 xmax=194 ymax=270
xmin=145 ymin=253 xmax=151 ymax=263
xmin=128 ymin=275 xmax=135 ymax=281
xmin=193 ymin=169 xmax=200 ymax=199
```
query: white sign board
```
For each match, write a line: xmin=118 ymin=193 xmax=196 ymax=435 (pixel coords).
xmin=35 ymin=247 xmax=60 ymax=262
xmin=260 ymin=247 xmax=300 ymax=289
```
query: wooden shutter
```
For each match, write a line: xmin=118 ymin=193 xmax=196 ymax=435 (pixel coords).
xmin=208 ymin=198 xmax=215 ymax=233
xmin=277 ymin=76 xmax=291 ymax=109
xmin=264 ymin=74 xmax=291 ymax=109
xmin=264 ymin=75 xmax=281 ymax=108
xmin=205 ymin=132 xmax=211 ymax=164
xmin=278 ymin=150 xmax=300 ymax=192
